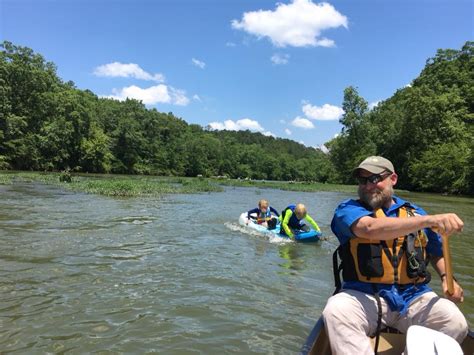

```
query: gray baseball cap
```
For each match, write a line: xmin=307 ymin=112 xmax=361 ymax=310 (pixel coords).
xmin=353 ymin=156 xmax=394 ymax=176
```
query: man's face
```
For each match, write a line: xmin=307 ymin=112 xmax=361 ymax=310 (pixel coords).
xmin=357 ymin=170 xmax=396 ymax=209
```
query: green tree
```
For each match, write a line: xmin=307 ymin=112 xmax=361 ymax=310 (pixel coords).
xmin=329 ymin=86 xmax=375 ymax=183
xmin=409 ymin=142 xmax=471 ymax=194
xmin=80 ymin=124 xmax=113 ymax=173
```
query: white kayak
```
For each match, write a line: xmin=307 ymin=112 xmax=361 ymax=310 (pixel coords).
xmin=238 ymin=212 xmax=322 ymax=242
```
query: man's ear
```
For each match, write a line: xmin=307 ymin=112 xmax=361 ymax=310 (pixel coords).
xmin=390 ymin=172 xmax=398 ymax=186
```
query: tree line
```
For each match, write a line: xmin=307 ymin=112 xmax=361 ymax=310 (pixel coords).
xmin=328 ymin=42 xmax=473 ymax=195
xmin=1 ymin=41 xmax=472 ymax=194
xmin=0 ymin=41 xmax=336 ymax=183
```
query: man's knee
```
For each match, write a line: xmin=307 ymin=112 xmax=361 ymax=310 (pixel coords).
xmin=323 ymin=293 xmax=359 ymax=323
xmin=433 ymin=298 xmax=468 ymax=342
xmin=414 ymin=295 xmax=469 ymax=343
xmin=448 ymin=311 xmax=469 ymax=343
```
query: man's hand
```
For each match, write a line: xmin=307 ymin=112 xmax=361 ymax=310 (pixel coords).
xmin=428 ymin=213 xmax=464 ymax=236
xmin=442 ymin=276 xmax=464 ymax=303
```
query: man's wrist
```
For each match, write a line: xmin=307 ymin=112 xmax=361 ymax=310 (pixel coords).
xmin=440 ymin=273 xmax=457 ymax=282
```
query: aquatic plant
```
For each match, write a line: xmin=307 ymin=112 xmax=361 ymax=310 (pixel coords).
xmin=0 ymin=172 xmax=223 ymax=196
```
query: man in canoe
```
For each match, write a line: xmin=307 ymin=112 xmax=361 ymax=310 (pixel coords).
xmin=322 ymin=156 xmax=468 ymax=354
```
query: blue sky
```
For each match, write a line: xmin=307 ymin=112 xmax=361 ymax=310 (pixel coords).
xmin=1 ymin=0 xmax=472 ymax=148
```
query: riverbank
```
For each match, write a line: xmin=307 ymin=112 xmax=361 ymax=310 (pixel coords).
xmin=0 ymin=171 xmax=358 ymax=196
xmin=0 ymin=171 xmax=223 ymax=196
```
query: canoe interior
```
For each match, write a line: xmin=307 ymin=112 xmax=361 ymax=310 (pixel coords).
xmin=301 ymin=317 xmax=474 ymax=355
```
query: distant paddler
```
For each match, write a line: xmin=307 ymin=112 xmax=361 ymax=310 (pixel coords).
xmin=279 ymin=203 xmax=321 ymax=239
xmin=322 ymin=156 xmax=467 ymax=354
xmin=246 ymin=199 xmax=280 ymax=229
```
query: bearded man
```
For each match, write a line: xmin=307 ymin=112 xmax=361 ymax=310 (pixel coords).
xmin=322 ymin=156 xmax=468 ymax=355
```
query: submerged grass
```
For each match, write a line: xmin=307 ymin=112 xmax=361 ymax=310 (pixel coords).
xmin=0 ymin=171 xmax=358 ymax=197
xmin=0 ymin=171 xmax=223 ymax=197
xmin=0 ymin=171 xmax=59 ymax=184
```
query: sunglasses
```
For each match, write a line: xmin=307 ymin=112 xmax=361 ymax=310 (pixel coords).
xmin=357 ymin=172 xmax=391 ymax=185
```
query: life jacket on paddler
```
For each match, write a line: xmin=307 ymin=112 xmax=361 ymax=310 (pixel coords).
xmin=280 ymin=205 xmax=303 ymax=229
xmin=333 ymin=203 xmax=430 ymax=293
xmin=256 ymin=208 xmax=272 ymax=224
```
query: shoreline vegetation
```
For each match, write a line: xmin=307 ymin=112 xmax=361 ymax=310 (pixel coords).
xmin=0 ymin=171 xmax=357 ymax=197
xmin=0 ymin=171 xmax=222 ymax=196
xmin=3 ymin=171 xmax=473 ymax=203
xmin=1 ymin=41 xmax=472 ymax=196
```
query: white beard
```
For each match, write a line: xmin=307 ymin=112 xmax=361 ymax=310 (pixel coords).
xmin=358 ymin=185 xmax=394 ymax=210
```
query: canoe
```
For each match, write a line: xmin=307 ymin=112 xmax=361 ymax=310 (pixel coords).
xmin=300 ymin=316 xmax=474 ymax=355
xmin=238 ymin=212 xmax=322 ymax=242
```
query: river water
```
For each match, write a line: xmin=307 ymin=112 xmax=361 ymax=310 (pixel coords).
xmin=0 ymin=182 xmax=472 ymax=353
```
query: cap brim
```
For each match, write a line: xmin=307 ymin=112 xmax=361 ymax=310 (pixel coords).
xmin=353 ymin=164 xmax=387 ymax=176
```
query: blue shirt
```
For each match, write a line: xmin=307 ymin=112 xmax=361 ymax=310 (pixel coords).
xmin=331 ymin=195 xmax=443 ymax=314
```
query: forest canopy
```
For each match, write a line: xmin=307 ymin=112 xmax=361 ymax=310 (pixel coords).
xmin=1 ymin=41 xmax=472 ymax=194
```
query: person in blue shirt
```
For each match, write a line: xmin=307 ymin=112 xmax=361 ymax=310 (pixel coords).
xmin=322 ymin=156 xmax=467 ymax=354
xmin=247 ymin=199 xmax=279 ymax=229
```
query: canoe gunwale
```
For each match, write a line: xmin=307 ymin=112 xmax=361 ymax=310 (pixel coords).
xmin=300 ymin=317 xmax=325 ymax=355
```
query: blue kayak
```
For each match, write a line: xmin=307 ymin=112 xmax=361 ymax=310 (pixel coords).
xmin=287 ymin=228 xmax=322 ymax=243
xmin=239 ymin=212 xmax=322 ymax=242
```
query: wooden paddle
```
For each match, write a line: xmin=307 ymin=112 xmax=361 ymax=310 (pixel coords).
xmin=441 ymin=233 xmax=454 ymax=295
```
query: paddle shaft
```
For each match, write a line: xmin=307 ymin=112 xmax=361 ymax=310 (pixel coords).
xmin=441 ymin=234 xmax=454 ymax=295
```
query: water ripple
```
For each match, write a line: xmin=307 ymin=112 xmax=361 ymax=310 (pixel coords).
xmin=0 ymin=183 xmax=472 ymax=353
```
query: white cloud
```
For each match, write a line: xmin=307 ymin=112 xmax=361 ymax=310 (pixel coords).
xmin=104 ymin=84 xmax=189 ymax=106
xmin=208 ymin=122 xmax=225 ymax=130
xmin=93 ymin=62 xmax=165 ymax=82
xmin=316 ymin=144 xmax=329 ymax=153
xmin=369 ymin=100 xmax=380 ymax=110
xmin=271 ymin=53 xmax=290 ymax=65
xmin=262 ymin=131 xmax=275 ymax=137
xmin=302 ymin=102 xmax=344 ymax=120
xmin=193 ymin=94 xmax=202 ymax=102
xmin=279 ymin=119 xmax=286 ymax=124
xmin=208 ymin=118 xmax=264 ymax=132
xmin=191 ymin=58 xmax=206 ymax=69
xmin=291 ymin=116 xmax=315 ymax=129
xmin=171 ymin=88 xmax=190 ymax=106
xmin=231 ymin=0 xmax=348 ymax=48
xmin=285 ymin=128 xmax=292 ymax=135
xmin=226 ymin=41 xmax=237 ymax=47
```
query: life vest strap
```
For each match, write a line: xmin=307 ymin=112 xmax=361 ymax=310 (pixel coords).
xmin=332 ymin=247 xmax=343 ymax=294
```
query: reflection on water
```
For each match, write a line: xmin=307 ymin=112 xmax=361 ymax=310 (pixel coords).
xmin=0 ymin=182 xmax=472 ymax=353
xmin=278 ymin=244 xmax=305 ymax=272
